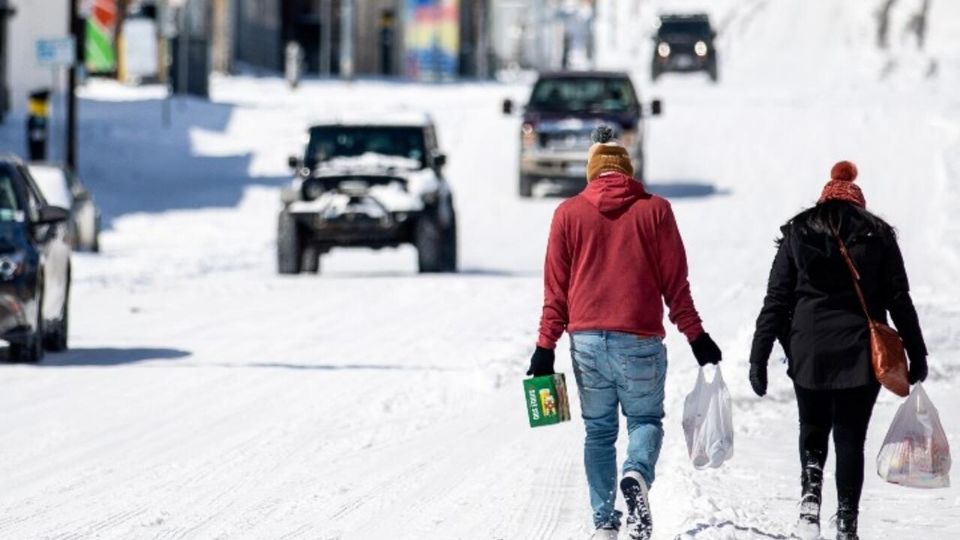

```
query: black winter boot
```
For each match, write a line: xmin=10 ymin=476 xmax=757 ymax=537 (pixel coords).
xmin=797 ymin=460 xmax=823 ymax=540
xmin=836 ymin=500 xmax=859 ymax=540
xmin=620 ymin=471 xmax=652 ymax=540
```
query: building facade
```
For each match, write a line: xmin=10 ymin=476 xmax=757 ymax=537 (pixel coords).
xmin=2 ymin=0 xmax=70 ymax=118
xmin=233 ymin=0 xmax=492 ymax=79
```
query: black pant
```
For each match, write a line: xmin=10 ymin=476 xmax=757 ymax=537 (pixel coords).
xmin=794 ymin=383 xmax=881 ymax=511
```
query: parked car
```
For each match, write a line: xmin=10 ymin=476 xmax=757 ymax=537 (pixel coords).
xmin=503 ymin=71 xmax=662 ymax=197
xmin=279 ymin=112 xmax=457 ymax=274
xmin=0 ymin=155 xmax=72 ymax=362
xmin=652 ymin=14 xmax=719 ymax=82
xmin=28 ymin=163 xmax=101 ymax=252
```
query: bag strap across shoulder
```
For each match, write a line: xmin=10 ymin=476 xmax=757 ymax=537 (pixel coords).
xmin=830 ymin=226 xmax=873 ymax=322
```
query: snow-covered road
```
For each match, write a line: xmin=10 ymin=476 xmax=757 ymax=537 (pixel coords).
xmin=2 ymin=1 xmax=960 ymax=538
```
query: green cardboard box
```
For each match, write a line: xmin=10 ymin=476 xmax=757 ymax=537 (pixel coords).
xmin=524 ymin=373 xmax=572 ymax=428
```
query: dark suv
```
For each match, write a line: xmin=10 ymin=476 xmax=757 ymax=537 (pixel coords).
xmin=0 ymin=155 xmax=71 ymax=363
xmin=503 ymin=71 xmax=661 ymax=197
xmin=652 ymin=14 xmax=718 ymax=82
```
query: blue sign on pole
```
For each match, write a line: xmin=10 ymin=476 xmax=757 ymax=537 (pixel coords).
xmin=36 ymin=37 xmax=76 ymax=67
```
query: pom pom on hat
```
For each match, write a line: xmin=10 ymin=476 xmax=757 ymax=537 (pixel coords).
xmin=591 ymin=125 xmax=615 ymax=144
xmin=819 ymin=160 xmax=865 ymax=207
xmin=830 ymin=160 xmax=858 ymax=182
xmin=586 ymin=125 xmax=633 ymax=181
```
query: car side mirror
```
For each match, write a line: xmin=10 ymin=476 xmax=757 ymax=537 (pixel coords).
xmin=36 ymin=205 xmax=69 ymax=225
xmin=433 ymin=153 xmax=447 ymax=169
xmin=502 ymin=98 xmax=514 ymax=116
xmin=288 ymin=155 xmax=301 ymax=170
xmin=651 ymin=99 xmax=663 ymax=116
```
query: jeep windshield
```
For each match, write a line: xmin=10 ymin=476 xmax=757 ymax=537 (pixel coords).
xmin=306 ymin=126 xmax=427 ymax=169
xmin=527 ymin=78 xmax=638 ymax=114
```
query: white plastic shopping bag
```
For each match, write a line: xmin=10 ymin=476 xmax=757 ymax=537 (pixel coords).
xmin=877 ymin=383 xmax=951 ymax=488
xmin=682 ymin=365 xmax=734 ymax=469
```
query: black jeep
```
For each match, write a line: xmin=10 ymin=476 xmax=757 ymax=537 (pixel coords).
xmin=279 ymin=114 xmax=457 ymax=274
xmin=652 ymin=14 xmax=719 ymax=83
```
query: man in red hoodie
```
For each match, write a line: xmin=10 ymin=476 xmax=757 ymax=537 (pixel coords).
xmin=527 ymin=126 xmax=722 ymax=540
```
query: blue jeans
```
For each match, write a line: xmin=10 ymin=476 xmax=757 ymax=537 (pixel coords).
xmin=570 ymin=331 xmax=667 ymax=529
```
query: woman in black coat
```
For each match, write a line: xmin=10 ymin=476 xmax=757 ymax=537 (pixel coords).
xmin=749 ymin=161 xmax=928 ymax=540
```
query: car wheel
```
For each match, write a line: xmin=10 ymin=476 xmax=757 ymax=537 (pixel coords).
xmin=708 ymin=62 xmax=719 ymax=83
xmin=415 ymin=213 xmax=443 ymax=273
xmin=634 ymin=152 xmax=646 ymax=183
xmin=519 ymin=175 xmax=534 ymax=198
xmin=440 ymin=209 xmax=458 ymax=273
xmin=301 ymin=246 xmax=320 ymax=274
xmin=10 ymin=295 xmax=44 ymax=363
xmin=44 ymin=278 xmax=69 ymax=352
xmin=277 ymin=211 xmax=302 ymax=275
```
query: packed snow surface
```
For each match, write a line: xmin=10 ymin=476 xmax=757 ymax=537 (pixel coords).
xmin=2 ymin=0 xmax=960 ymax=538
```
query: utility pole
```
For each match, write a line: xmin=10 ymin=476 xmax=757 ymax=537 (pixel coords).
xmin=66 ymin=0 xmax=80 ymax=170
xmin=319 ymin=0 xmax=331 ymax=76
xmin=339 ymin=0 xmax=353 ymax=79
xmin=177 ymin=3 xmax=188 ymax=95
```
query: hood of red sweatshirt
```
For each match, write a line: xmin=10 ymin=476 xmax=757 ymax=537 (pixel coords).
xmin=581 ymin=172 xmax=647 ymax=213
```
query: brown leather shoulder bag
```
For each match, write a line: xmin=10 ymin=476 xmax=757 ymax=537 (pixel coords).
xmin=833 ymin=231 xmax=910 ymax=396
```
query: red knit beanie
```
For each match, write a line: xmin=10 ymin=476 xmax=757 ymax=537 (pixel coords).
xmin=818 ymin=161 xmax=865 ymax=208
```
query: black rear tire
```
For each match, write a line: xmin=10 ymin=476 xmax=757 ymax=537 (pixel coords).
xmin=301 ymin=246 xmax=320 ymax=274
xmin=708 ymin=62 xmax=719 ymax=83
xmin=416 ymin=205 xmax=457 ymax=274
xmin=519 ymin=175 xmax=534 ymax=198
xmin=44 ymin=280 xmax=69 ymax=352
xmin=277 ymin=211 xmax=302 ymax=275
xmin=11 ymin=297 xmax=44 ymax=363
xmin=440 ymin=209 xmax=458 ymax=272
xmin=416 ymin=214 xmax=442 ymax=273
xmin=10 ymin=333 xmax=43 ymax=363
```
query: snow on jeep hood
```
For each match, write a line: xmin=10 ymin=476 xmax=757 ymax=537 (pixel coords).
xmin=289 ymin=166 xmax=441 ymax=214
xmin=322 ymin=152 xmax=422 ymax=173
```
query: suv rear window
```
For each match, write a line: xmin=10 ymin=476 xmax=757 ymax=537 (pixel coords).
xmin=528 ymin=78 xmax=638 ymax=114
xmin=0 ymin=166 xmax=21 ymax=221
xmin=307 ymin=126 xmax=427 ymax=168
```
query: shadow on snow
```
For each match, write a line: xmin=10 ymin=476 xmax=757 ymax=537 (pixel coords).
xmin=74 ymin=96 xmax=289 ymax=226
xmin=1 ymin=347 xmax=193 ymax=366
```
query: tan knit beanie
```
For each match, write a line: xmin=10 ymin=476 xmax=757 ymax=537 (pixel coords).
xmin=586 ymin=126 xmax=634 ymax=181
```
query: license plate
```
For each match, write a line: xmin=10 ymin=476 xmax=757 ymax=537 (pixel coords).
xmin=676 ymin=55 xmax=694 ymax=68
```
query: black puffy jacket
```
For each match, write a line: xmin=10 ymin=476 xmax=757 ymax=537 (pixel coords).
xmin=749 ymin=205 xmax=927 ymax=390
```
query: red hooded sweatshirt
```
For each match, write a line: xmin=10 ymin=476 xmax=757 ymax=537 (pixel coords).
xmin=537 ymin=172 xmax=704 ymax=349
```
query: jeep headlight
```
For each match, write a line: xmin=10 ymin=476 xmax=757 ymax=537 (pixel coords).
xmin=0 ymin=252 xmax=25 ymax=280
xmin=302 ymin=179 xmax=325 ymax=201
xmin=695 ymin=41 xmax=708 ymax=57
xmin=657 ymin=42 xmax=671 ymax=58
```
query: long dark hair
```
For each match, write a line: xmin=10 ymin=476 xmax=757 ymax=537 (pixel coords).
xmin=782 ymin=200 xmax=895 ymax=242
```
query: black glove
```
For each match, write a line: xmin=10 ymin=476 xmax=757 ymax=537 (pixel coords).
xmin=908 ymin=354 xmax=928 ymax=385
xmin=750 ymin=363 xmax=768 ymax=397
xmin=526 ymin=346 xmax=555 ymax=377
xmin=690 ymin=332 xmax=722 ymax=366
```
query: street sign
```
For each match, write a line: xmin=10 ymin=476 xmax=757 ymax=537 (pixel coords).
xmin=36 ymin=37 xmax=76 ymax=67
